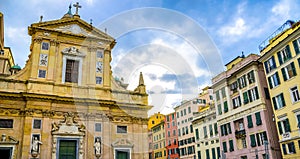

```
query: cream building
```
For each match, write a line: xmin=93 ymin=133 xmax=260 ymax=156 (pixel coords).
xmin=0 ymin=4 xmax=151 ymax=159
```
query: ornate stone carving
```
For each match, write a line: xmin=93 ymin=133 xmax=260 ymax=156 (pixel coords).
xmin=112 ymin=138 xmax=133 ymax=148
xmin=50 ymin=39 xmax=59 ymax=46
xmin=61 ymin=46 xmax=86 ymax=57
xmin=34 ymin=37 xmax=43 ymax=43
xmin=51 ymin=112 xmax=85 ymax=136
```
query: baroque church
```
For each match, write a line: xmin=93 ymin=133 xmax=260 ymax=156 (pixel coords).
xmin=0 ymin=3 xmax=151 ymax=159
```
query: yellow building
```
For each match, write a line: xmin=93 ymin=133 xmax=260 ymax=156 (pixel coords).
xmin=148 ymin=112 xmax=165 ymax=130
xmin=152 ymin=121 xmax=167 ymax=159
xmin=259 ymin=20 xmax=300 ymax=158
xmin=0 ymin=4 xmax=151 ymax=159
xmin=0 ymin=12 xmax=17 ymax=76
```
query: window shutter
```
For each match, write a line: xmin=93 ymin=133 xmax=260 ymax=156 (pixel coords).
xmin=282 ymin=144 xmax=287 ymax=155
xmin=286 ymin=45 xmax=292 ymax=59
xmin=281 ymin=68 xmax=287 ymax=81
xmin=276 ymin=72 xmax=281 ymax=84
xmin=228 ymin=123 xmax=232 ymax=134
xmin=293 ymin=40 xmax=300 ymax=55
xmin=222 ymin=142 xmax=227 ymax=153
xmin=272 ymin=97 xmax=278 ymax=110
xmin=277 ymin=51 xmax=283 ymax=65
xmin=247 ymin=115 xmax=253 ymax=128
xmin=272 ymin=56 xmax=276 ymax=69
xmin=214 ymin=123 xmax=218 ymax=135
xmin=255 ymin=87 xmax=259 ymax=99
xmin=298 ymin=58 xmax=300 ymax=67
xmin=264 ymin=61 xmax=269 ymax=74
xmin=268 ymin=77 xmax=273 ymax=89
xmin=255 ymin=112 xmax=262 ymax=126
xmin=291 ymin=62 xmax=297 ymax=76
xmin=243 ymin=92 xmax=249 ymax=104
xmin=281 ymin=93 xmax=286 ymax=107
xmin=224 ymin=101 xmax=228 ymax=113
xmin=248 ymin=90 xmax=253 ymax=102
xmin=277 ymin=121 xmax=283 ymax=134
xmin=286 ymin=119 xmax=291 ymax=132
xmin=250 ymin=134 xmax=256 ymax=147
xmin=229 ymin=140 xmax=234 ymax=152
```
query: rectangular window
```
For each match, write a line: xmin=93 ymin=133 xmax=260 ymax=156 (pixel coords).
xmin=229 ymin=140 xmax=234 ymax=152
xmin=293 ymin=38 xmax=300 ymax=55
xmin=190 ymin=125 xmax=193 ymax=133
xmin=39 ymin=54 xmax=48 ymax=66
xmin=65 ymin=59 xmax=79 ymax=83
xmin=188 ymin=107 xmax=191 ymax=113
xmin=195 ymin=128 xmax=199 ymax=140
xmin=264 ymin=56 xmax=276 ymax=74
xmin=217 ymin=147 xmax=220 ymax=159
xmin=255 ymin=112 xmax=262 ymax=126
xmin=96 ymin=77 xmax=102 ymax=84
xmin=41 ymin=42 xmax=49 ymax=50
xmin=232 ymin=96 xmax=242 ymax=109
xmin=96 ymin=50 xmax=103 ymax=58
xmin=281 ymin=62 xmax=297 ymax=81
xmin=177 ymin=112 xmax=179 ymax=118
xmin=230 ymin=81 xmax=238 ymax=93
xmin=96 ymin=61 xmax=103 ymax=73
xmin=209 ymin=124 xmax=213 ymax=136
xmin=212 ymin=148 xmax=216 ymax=159
xmin=33 ymin=119 xmax=42 ymax=129
xmin=223 ymin=101 xmax=228 ymax=113
xmin=117 ymin=126 xmax=127 ymax=133
xmin=38 ymin=69 xmax=46 ymax=78
xmin=184 ymin=109 xmax=187 ymax=115
xmin=247 ymin=70 xmax=255 ymax=84
xmin=247 ymin=115 xmax=253 ymax=128
xmin=222 ymin=141 xmax=227 ymax=153
xmin=242 ymin=138 xmax=247 ymax=148
xmin=243 ymin=87 xmax=259 ymax=104
xmin=0 ymin=119 xmax=13 ymax=128
xmin=272 ymin=93 xmax=286 ymax=110
xmin=203 ymin=126 xmax=207 ymax=138
xmin=95 ymin=123 xmax=101 ymax=132
xmin=206 ymin=149 xmax=210 ymax=159
xmin=238 ymin=75 xmax=247 ymax=89
xmin=282 ymin=142 xmax=296 ymax=154
xmin=277 ymin=118 xmax=291 ymax=134
xmin=216 ymin=91 xmax=220 ymax=101
xmin=277 ymin=45 xmax=292 ymax=65
xmin=290 ymin=86 xmax=300 ymax=103
xmin=268 ymin=72 xmax=280 ymax=89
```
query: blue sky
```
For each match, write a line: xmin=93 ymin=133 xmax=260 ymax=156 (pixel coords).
xmin=1 ymin=0 xmax=300 ymax=115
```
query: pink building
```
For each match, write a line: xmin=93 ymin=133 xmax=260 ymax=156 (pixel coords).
xmin=212 ymin=54 xmax=282 ymax=159
xmin=165 ymin=112 xmax=179 ymax=159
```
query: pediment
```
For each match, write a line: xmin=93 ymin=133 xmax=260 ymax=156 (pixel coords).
xmin=29 ymin=18 xmax=114 ymax=41
xmin=112 ymin=138 xmax=133 ymax=148
xmin=51 ymin=112 xmax=85 ymax=136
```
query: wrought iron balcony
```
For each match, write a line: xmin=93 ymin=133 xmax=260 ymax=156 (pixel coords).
xmin=235 ymin=129 xmax=246 ymax=139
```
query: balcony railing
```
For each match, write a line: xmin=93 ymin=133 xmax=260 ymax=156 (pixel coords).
xmin=235 ymin=129 xmax=246 ymax=139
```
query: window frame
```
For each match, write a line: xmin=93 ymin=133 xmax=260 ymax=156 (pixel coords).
xmin=116 ymin=125 xmax=127 ymax=134
xmin=290 ymin=86 xmax=300 ymax=103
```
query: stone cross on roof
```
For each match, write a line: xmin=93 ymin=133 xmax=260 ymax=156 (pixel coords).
xmin=73 ymin=2 xmax=82 ymax=15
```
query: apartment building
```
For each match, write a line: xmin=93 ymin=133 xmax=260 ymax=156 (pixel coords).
xmin=165 ymin=112 xmax=179 ymax=159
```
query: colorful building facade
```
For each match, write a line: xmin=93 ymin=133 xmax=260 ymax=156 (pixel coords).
xmin=152 ymin=121 xmax=167 ymax=159
xmin=212 ymin=54 xmax=282 ymax=159
xmin=259 ymin=20 xmax=300 ymax=158
xmin=165 ymin=112 xmax=179 ymax=159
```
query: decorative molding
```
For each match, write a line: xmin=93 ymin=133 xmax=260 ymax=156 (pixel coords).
xmin=112 ymin=138 xmax=133 ymax=148
xmin=34 ymin=37 xmax=43 ymax=44
xmin=61 ymin=46 xmax=86 ymax=57
xmin=50 ymin=39 xmax=59 ymax=46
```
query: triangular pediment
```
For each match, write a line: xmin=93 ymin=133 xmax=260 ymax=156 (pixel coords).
xmin=29 ymin=18 xmax=114 ymax=41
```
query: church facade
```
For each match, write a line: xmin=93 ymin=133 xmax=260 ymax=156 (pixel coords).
xmin=0 ymin=4 xmax=151 ymax=159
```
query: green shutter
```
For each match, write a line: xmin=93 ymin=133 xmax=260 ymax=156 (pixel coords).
xmin=282 ymin=144 xmax=287 ymax=155
xmin=222 ymin=142 xmax=227 ymax=153
xmin=286 ymin=119 xmax=291 ymax=132
xmin=228 ymin=123 xmax=232 ymax=134
xmin=281 ymin=93 xmax=286 ymax=107
xmin=291 ymin=62 xmax=297 ymax=75
xmin=243 ymin=92 xmax=249 ymax=104
xmin=224 ymin=101 xmax=228 ymax=113
xmin=214 ymin=123 xmax=218 ymax=135
xmin=195 ymin=129 xmax=199 ymax=140
xmin=250 ymin=134 xmax=256 ymax=147
xmin=286 ymin=45 xmax=292 ymax=59
xmin=272 ymin=97 xmax=278 ymax=110
xmin=229 ymin=140 xmax=234 ymax=152
xmin=264 ymin=61 xmax=269 ymax=73
xmin=247 ymin=115 xmax=253 ymax=128
xmin=276 ymin=72 xmax=281 ymax=84
xmin=281 ymin=68 xmax=287 ymax=81
xmin=255 ymin=112 xmax=262 ymax=126
xmin=277 ymin=121 xmax=283 ymax=134
xmin=293 ymin=40 xmax=300 ymax=55
xmin=212 ymin=148 xmax=216 ymax=159
xmin=268 ymin=77 xmax=273 ymax=89
xmin=277 ymin=51 xmax=283 ymax=65
xmin=255 ymin=87 xmax=259 ymax=99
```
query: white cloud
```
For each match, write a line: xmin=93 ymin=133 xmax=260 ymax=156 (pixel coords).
xmin=271 ymin=0 xmax=291 ymax=19
xmin=218 ymin=17 xmax=248 ymax=37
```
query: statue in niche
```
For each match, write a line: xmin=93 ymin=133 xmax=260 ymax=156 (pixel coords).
xmin=31 ymin=136 xmax=43 ymax=157
xmin=94 ymin=137 xmax=101 ymax=158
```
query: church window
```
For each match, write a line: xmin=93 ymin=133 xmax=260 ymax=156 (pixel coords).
xmin=0 ymin=119 xmax=13 ymax=128
xmin=41 ymin=42 xmax=49 ymax=50
xmin=117 ymin=125 xmax=127 ymax=133
xmin=95 ymin=123 xmax=101 ymax=132
xmin=96 ymin=50 xmax=103 ymax=58
xmin=96 ymin=77 xmax=102 ymax=84
xmin=65 ymin=59 xmax=79 ymax=83
xmin=38 ymin=70 xmax=46 ymax=78
xmin=33 ymin=119 xmax=42 ymax=129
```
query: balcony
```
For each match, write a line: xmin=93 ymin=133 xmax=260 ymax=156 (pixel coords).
xmin=235 ymin=129 xmax=246 ymax=139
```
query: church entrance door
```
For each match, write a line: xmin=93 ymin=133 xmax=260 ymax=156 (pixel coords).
xmin=116 ymin=149 xmax=129 ymax=159
xmin=0 ymin=147 xmax=12 ymax=159
xmin=59 ymin=140 xmax=77 ymax=159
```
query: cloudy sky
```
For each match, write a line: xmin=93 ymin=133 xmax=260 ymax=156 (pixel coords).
xmin=1 ymin=0 xmax=300 ymax=115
